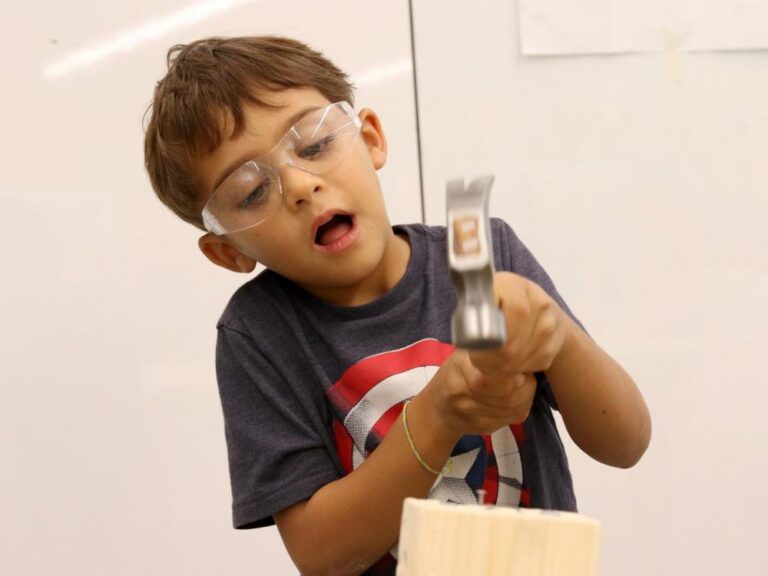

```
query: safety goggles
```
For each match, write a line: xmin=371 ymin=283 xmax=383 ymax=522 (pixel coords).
xmin=202 ymin=101 xmax=362 ymax=235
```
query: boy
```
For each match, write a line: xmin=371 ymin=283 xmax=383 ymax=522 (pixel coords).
xmin=144 ymin=36 xmax=651 ymax=576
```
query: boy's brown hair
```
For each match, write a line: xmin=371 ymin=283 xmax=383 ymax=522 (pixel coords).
xmin=143 ymin=36 xmax=355 ymax=230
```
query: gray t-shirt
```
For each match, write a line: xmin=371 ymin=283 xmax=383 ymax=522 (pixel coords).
xmin=215 ymin=219 xmax=578 ymax=571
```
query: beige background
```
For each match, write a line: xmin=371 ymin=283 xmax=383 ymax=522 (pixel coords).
xmin=2 ymin=1 xmax=419 ymax=574
xmin=414 ymin=1 xmax=768 ymax=575
xmin=2 ymin=0 xmax=766 ymax=574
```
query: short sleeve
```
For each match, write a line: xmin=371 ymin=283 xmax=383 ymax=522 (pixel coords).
xmin=216 ymin=326 xmax=341 ymax=528
xmin=491 ymin=218 xmax=587 ymax=409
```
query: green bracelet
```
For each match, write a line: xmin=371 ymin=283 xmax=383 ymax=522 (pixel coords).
xmin=401 ymin=400 xmax=452 ymax=476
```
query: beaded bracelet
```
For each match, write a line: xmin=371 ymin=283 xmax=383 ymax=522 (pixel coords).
xmin=401 ymin=400 xmax=452 ymax=476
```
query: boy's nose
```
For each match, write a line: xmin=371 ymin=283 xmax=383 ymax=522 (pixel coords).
xmin=279 ymin=163 xmax=322 ymax=209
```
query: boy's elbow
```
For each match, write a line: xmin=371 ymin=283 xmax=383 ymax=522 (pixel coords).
xmin=588 ymin=412 xmax=651 ymax=469
xmin=278 ymin=509 xmax=372 ymax=576
xmin=293 ymin=555 xmax=370 ymax=576
xmin=616 ymin=414 xmax=652 ymax=469
xmin=277 ymin=496 xmax=385 ymax=576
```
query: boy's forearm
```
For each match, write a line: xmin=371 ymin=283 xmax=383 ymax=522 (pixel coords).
xmin=275 ymin=390 xmax=460 ymax=576
xmin=545 ymin=313 xmax=651 ymax=468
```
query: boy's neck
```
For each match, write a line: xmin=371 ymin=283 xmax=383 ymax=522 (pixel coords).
xmin=299 ymin=230 xmax=411 ymax=308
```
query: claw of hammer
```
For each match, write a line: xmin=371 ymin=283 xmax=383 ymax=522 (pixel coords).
xmin=447 ymin=175 xmax=506 ymax=349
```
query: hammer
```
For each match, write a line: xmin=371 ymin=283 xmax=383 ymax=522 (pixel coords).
xmin=446 ymin=175 xmax=506 ymax=349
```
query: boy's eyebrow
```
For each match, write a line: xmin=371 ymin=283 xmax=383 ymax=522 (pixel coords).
xmin=210 ymin=106 xmax=323 ymax=193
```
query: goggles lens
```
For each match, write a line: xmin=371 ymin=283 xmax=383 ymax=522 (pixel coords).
xmin=202 ymin=101 xmax=361 ymax=235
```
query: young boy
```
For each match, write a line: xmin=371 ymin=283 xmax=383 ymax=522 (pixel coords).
xmin=144 ymin=36 xmax=651 ymax=576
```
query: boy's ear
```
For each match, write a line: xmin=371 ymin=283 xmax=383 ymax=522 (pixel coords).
xmin=358 ymin=108 xmax=388 ymax=170
xmin=198 ymin=233 xmax=257 ymax=273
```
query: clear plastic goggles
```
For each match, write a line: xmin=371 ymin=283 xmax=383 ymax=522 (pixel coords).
xmin=202 ymin=101 xmax=362 ymax=235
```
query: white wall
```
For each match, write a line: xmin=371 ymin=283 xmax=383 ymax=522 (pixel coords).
xmin=4 ymin=0 xmax=767 ymax=574
xmin=1 ymin=1 xmax=418 ymax=574
xmin=412 ymin=1 xmax=768 ymax=574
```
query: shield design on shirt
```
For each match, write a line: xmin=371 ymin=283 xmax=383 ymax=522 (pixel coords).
xmin=327 ymin=338 xmax=523 ymax=508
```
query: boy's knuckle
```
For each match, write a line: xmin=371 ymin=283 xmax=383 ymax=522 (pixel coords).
xmin=539 ymin=316 xmax=556 ymax=336
xmin=539 ymin=353 xmax=554 ymax=371
xmin=510 ymin=298 xmax=530 ymax=319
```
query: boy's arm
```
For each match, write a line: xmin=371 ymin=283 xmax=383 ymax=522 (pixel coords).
xmin=274 ymin=353 xmax=538 ymax=576
xmin=545 ymin=312 xmax=651 ymax=468
xmin=470 ymin=271 xmax=651 ymax=469
xmin=274 ymin=271 xmax=650 ymax=575
xmin=491 ymin=221 xmax=651 ymax=467
xmin=274 ymin=390 xmax=456 ymax=576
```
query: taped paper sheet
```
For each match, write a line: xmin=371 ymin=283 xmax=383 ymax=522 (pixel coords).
xmin=518 ymin=0 xmax=768 ymax=55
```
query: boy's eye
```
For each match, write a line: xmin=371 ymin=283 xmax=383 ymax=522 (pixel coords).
xmin=298 ymin=134 xmax=335 ymax=159
xmin=237 ymin=180 xmax=271 ymax=209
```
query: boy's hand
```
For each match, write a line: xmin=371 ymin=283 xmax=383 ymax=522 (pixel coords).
xmin=469 ymin=271 xmax=567 ymax=378
xmin=429 ymin=351 xmax=537 ymax=435
xmin=428 ymin=272 xmax=567 ymax=435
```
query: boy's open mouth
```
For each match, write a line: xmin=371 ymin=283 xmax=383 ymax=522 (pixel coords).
xmin=314 ymin=213 xmax=354 ymax=247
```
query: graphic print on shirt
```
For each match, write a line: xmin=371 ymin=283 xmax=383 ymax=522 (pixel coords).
xmin=327 ymin=338 xmax=526 ymax=508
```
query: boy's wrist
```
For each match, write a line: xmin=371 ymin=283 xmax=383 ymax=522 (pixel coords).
xmin=412 ymin=381 xmax=464 ymax=449
xmin=547 ymin=310 xmax=583 ymax=377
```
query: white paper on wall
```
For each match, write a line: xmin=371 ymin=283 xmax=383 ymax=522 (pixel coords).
xmin=518 ymin=0 xmax=768 ymax=55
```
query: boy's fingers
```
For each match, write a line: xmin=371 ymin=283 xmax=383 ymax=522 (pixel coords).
xmin=495 ymin=274 xmax=537 ymax=360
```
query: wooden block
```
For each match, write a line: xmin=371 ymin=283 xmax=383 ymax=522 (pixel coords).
xmin=396 ymin=498 xmax=601 ymax=576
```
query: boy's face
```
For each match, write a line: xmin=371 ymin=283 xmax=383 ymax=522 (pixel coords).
xmin=196 ymin=87 xmax=405 ymax=305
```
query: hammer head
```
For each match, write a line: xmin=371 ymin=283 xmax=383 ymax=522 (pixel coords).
xmin=447 ymin=176 xmax=506 ymax=349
